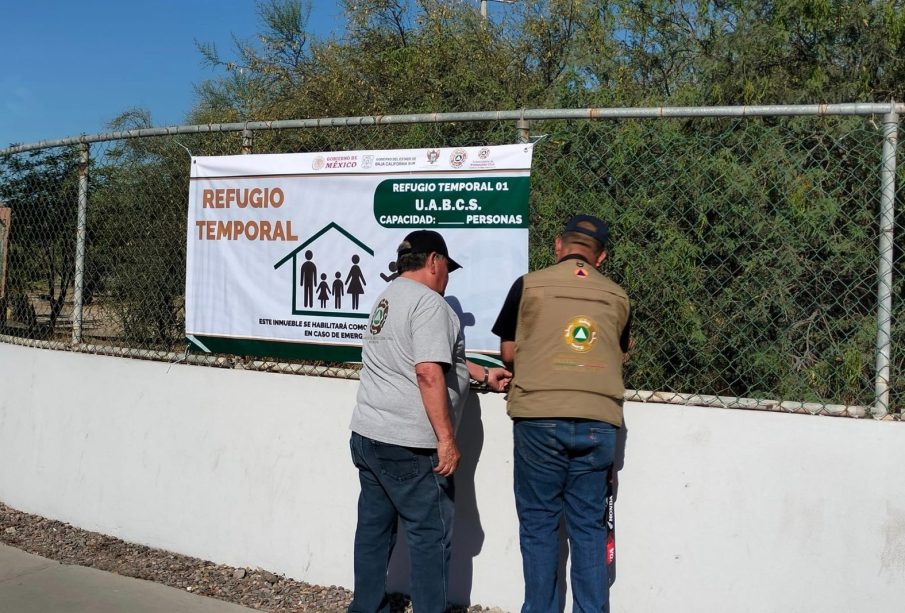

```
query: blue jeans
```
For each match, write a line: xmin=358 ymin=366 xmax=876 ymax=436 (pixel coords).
xmin=349 ymin=432 xmax=455 ymax=613
xmin=513 ymin=418 xmax=617 ymax=613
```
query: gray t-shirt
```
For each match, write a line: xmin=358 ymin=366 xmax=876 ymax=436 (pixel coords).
xmin=351 ymin=277 xmax=468 ymax=448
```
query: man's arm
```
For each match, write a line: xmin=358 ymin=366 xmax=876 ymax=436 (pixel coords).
xmin=500 ymin=341 xmax=516 ymax=370
xmin=620 ymin=309 xmax=633 ymax=364
xmin=415 ymin=361 xmax=460 ymax=477
xmin=492 ymin=276 xmax=524 ymax=372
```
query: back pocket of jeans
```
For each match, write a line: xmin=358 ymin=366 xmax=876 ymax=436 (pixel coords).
xmin=514 ymin=421 xmax=559 ymax=464
xmin=588 ymin=426 xmax=617 ymax=469
xmin=372 ymin=442 xmax=419 ymax=482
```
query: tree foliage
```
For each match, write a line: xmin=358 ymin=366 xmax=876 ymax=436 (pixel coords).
xmin=0 ymin=147 xmax=82 ymax=334
xmin=89 ymin=110 xmax=191 ymax=347
xmin=192 ymin=0 xmax=905 ymax=120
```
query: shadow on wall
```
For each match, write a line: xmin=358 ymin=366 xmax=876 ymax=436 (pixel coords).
xmin=387 ymin=392 xmax=486 ymax=606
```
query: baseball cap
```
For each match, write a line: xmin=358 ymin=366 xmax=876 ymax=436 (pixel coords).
xmin=397 ymin=230 xmax=462 ymax=271
xmin=564 ymin=214 xmax=609 ymax=246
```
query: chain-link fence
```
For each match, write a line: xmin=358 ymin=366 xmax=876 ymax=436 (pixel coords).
xmin=1 ymin=104 xmax=901 ymax=419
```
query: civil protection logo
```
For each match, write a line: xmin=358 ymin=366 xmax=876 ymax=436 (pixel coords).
xmin=563 ymin=316 xmax=598 ymax=353
xmin=370 ymin=298 xmax=390 ymax=335
xmin=450 ymin=148 xmax=467 ymax=168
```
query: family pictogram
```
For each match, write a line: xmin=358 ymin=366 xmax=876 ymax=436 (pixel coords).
xmin=273 ymin=222 xmax=376 ymax=318
xmin=301 ymin=252 xmax=368 ymax=311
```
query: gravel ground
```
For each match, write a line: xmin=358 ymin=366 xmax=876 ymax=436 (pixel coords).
xmin=0 ymin=501 xmax=507 ymax=613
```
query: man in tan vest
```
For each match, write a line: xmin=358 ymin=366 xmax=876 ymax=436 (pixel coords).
xmin=492 ymin=214 xmax=631 ymax=613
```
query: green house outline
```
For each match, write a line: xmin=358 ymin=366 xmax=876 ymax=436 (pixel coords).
xmin=274 ymin=222 xmax=375 ymax=318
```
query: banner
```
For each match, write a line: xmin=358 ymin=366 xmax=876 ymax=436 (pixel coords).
xmin=186 ymin=144 xmax=533 ymax=361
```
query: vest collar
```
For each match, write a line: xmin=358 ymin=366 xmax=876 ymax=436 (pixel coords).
xmin=559 ymin=254 xmax=592 ymax=265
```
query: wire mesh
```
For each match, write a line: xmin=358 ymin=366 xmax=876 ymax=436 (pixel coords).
xmin=0 ymin=110 xmax=900 ymax=418
xmin=527 ymin=116 xmax=886 ymax=415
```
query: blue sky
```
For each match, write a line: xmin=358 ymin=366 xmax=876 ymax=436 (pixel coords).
xmin=0 ymin=1 xmax=345 ymax=148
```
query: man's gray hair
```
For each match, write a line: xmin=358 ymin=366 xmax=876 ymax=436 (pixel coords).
xmin=396 ymin=240 xmax=430 ymax=273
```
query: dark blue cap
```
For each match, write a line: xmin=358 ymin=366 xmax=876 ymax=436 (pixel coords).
xmin=564 ymin=214 xmax=609 ymax=246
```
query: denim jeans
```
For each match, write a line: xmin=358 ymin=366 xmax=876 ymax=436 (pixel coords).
xmin=349 ymin=432 xmax=455 ymax=613
xmin=513 ymin=418 xmax=617 ymax=613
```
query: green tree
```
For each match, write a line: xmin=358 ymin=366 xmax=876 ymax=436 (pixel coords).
xmin=0 ymin=147 xmax=82 ymax=334
xmin=89 ymin=110 xmax=190 ymax=348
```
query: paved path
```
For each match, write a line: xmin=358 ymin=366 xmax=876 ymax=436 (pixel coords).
xmin=0 ymin=544 xmax=257 ymax=613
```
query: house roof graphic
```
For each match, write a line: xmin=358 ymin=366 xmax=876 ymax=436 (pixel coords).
xmin=274 ymin=222 xmax=374 ymax=270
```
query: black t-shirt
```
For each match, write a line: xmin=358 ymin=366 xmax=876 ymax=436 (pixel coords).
xmin=491 ymin=255 xmax=632 ymax=352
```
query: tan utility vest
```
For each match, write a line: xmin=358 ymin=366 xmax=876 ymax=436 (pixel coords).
xmin=507 ymin=258 xmax=630 ymax=426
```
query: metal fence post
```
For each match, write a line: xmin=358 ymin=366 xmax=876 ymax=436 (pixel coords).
xmin=242 ymin=128 xmax=253 ymax=154
xmin=874 ymin=102 xmax=898 ymax=418
xmin=516 ymin=117 xmax=530 ymax=143
xmin=72 ymin=142 xmax=89 ymax=345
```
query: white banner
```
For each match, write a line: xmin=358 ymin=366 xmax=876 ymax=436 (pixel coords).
xmin=186 ymin=144 xmax=533 ymax=360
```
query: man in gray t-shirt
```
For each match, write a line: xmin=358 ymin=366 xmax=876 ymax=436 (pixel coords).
xmin=351 ymin=274 xmax=469 ymax=448
xmin=348 ymin=230 xmax=509 ymax=613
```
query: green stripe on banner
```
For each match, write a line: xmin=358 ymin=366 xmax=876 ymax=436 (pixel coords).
xmin=465 ymin=353 xmax=504 ymax=368
xmin=186 ymin=337 xmax=502 ymax=368
xmin=187 ymin=335 xmax=362 ymax=363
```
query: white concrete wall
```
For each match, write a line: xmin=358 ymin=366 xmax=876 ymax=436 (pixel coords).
xmin=1 ymin=341 xmax=904 ymax=613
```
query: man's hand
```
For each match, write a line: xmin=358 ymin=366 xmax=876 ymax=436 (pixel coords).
xmin=466 ymin=360 xmax=513 ymax=392
xmin=486 ymin=367 xmax=513 ymax=392
xmin=434 ymin=438 xmax=461 ymax=477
